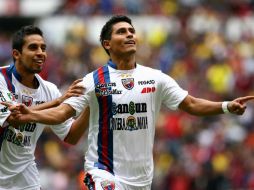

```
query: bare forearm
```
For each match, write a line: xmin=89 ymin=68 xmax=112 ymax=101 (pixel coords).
xmin=27 ymin=104 xmax=75 ymax=125
xmin=179 ymin=95 xmax=223 ymax=116
xmin=30 ymin=98 xmax=61 ymax=111
xmin=64 ymin=107 xmax=90 ymax=145
xmin=30 ymin=109 xmax=66 ymax=124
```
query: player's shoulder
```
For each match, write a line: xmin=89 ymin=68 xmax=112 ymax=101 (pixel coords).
xmin=136 ymin=64 xmax=163 ymax=75
xmin=0 ymin=65 xmax=12 ymax=83
xmin=84 ymin=71 xmax=94 ymax=79
xmin=0 ymin=65 xmax=11 ymax=70
xmin=83 ymin=71 xmax=97 ymax=83
xmin=0 ymin=65 xmax=11 ymax=76
xmin=35 ymin=74 xmax=59 ymax=90
xmin=136 ymin=64 xmax=174 ymax=84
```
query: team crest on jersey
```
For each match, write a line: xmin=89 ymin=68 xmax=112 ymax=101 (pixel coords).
xmin=121 ymin=78 xmax=134 ymax=90
xmin=22 ymin=95 xmax=33 ymax=107
xmin=100 ymin=180 xmax=115 ymax=190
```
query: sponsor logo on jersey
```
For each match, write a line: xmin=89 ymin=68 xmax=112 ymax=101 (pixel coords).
xmin=120 ymin=73 xmax=132 ymax=78
xmin=141 ymin=87 xmax=156 ymax=93
xmin=0 ymin=91 xmax=16 ymax=113
xmin=22 ymin=95 xmax=33 ymax=107
xmin=95 ymin=82 xmax=122 ymax=96
xmin=0 ymin=91 xmax=6 ymax=102
xmin=4 ymin=128 xmax=31 ymax=147
xmin=141 ymin=87 xmax=155 ymax=94
xmin=13 ymin=94 xmax=18 ymax=100
xmin=138 ymin=80 xmax=155 ymax=85
xmin=101 ymin=180 xmax=115 ymax=190
xmin=7 ymin=92 xmax=15 ymax=101
xmin=0 ymin=91 xmax=15 ymax=102
xmin=110 ymin=116 xmax=148 ymax=131
xmin=121 ymin=78 xmax=134 ymax=90
xmin=3 ymin=122 xmax=36 ymax=147
xmin=0 ymin=106 xmax=8 ymax=113
xmin=126 ymin=116 xmax=136 ymax=128
xmin=112 ymin=101 xmax=147 ymax=115
xmin=35 ymin=101 xmax=45 ymax=105
xmin=22 ymin=122 xmax=37 ymax=132
xmin=110 ymin=101 xmax=148 ymax=131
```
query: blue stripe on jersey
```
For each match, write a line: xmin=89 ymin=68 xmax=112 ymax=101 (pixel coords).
xmin=93 ymin=65 xmax=114 ymax=174
xmin=0 ymin=63 xmax=16 ymax=151
xmin=12 ymin=64 xmax=22 ymax=82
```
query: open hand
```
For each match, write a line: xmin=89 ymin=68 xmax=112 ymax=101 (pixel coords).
xmin=57 ymin=78 xmax=85 ymax=103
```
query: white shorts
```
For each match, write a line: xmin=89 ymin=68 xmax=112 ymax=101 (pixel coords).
xmin=0 ymin=163 xmax=40 ymax=190
xmin=84 ymin=169 xmax=151 ymax=190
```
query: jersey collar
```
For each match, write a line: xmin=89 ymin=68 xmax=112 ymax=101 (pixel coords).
xmin=12 ymin=63 xmax=40 ymax=88
xmin=107 ymin=59 xmax=137 ymax=70
xmin=107 ymin=60 xmax=117 ymax=69
xmin=11 ymin=63 xmax=22 ymax=82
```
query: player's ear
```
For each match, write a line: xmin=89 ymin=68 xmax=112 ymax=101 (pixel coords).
xmin=103 ymin=40 xmax=110 ymax=51
xmin=12 ymin=49 xmax=21 ymax=61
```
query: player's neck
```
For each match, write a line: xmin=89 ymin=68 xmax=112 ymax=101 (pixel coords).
xmin=21 ymin=75 xmax=38 ymax=89
xmin=15 ymin=64 xmax=38 ymax=89
xmin=110 ymin=55 xmax=136 ymax=70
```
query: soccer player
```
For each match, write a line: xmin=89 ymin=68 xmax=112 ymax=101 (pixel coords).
xmin=5 ymin=16 xmax=254 ymax=190
xmin=0 ymin=25 xmax=89 ymax=190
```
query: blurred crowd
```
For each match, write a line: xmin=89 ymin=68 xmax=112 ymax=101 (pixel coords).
xmin=1 ymin=0 xmax=254 ymax=189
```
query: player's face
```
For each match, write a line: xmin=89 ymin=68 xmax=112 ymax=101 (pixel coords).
xmin=13 ymin=34 xmax=47 ymax=74
xmin=105 ymin=22 xmax=137 ymax=56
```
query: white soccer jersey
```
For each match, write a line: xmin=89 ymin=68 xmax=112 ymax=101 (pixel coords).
xmin=0 ymin=64 xmax=71 ymax=181
xmin=64 ymin=61 xmax=188 ymax=186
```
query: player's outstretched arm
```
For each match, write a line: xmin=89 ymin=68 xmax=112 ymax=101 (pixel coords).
xmin=64 ymin=106 xmax=90 ymax=145
xmin=179 ymin=95 xmax=254 ymax=116
xmin=1 ymin=102 xmax=76 ymax=125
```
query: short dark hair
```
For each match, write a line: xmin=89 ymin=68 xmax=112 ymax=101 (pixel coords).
xmin=12 ymin=25 xmax=43 ymax=52
xmin=100 ymin=15 xmax=133 ymax=55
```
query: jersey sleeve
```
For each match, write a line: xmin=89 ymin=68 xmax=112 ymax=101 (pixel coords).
xmin=43 ymin=80 xmax=71 ymax=140
xmin=42 ymin=78 xmax=62 ymax=100
xmin=49 ymin=118 xmax=73 ymax=140
xmin=0 ymin=74 xmax=15 ymax=127
xmin=159 ymin=71 xmax=188 ymax=110
xmin=63 ymin=75 xmax=92 ymax=116
xmin=38 ymin=76 xmax=71 ymax=139
xmin=51 ymin=86 xmax=62 ymax=100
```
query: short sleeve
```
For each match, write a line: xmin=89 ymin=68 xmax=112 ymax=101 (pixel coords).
xmin=49 ymin=118 xmax=73 ymax=140
xmin=160 ymin=72 xmax=188 ymax=110
xmin=63 ymin=75 xmax=92 ymax=116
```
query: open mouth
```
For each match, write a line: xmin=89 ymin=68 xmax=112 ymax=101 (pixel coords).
xmin=34 ymin=59 xmax=44 ymax=66
xmin=125 ymin=40 xmax=136 ymax=45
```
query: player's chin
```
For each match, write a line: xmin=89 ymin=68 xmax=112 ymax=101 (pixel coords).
xmin=126 ymin=48 xmax=136 ymax=54
xmin=34 ymin=67 xmax=43 ymax=73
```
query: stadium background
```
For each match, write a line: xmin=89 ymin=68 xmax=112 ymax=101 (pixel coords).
xmin=1 ymin=0 xmax=254 ymax=189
